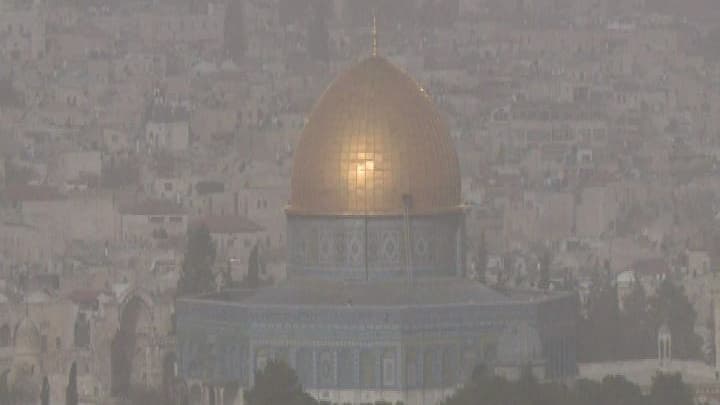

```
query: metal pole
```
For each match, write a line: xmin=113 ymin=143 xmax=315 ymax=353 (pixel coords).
xmin=365 ymin=209 xmax=369 ymax=282
xmin=403 ymin=194 xmax=413 ymax=284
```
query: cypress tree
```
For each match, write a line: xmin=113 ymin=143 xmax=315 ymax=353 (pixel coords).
xmin=177 ymin=225 xmax=217 ymax=295
xmin=66 ymin=362 xmax=78 ymax=405
xmin=246 ymin=242 xmax=260 ymax=288
xmin=41 ymin=376 xmax=49 ymax=405
xmin=475 ymin=232 xmax=487 ymax=284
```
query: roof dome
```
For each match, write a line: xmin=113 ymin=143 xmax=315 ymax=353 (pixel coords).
xmin=289 ymin=56 xmax=461 ymax=216
xmin=14 ymin=317 xmax=41 ymax=356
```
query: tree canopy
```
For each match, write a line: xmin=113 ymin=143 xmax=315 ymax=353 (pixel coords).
xmin=443 ymin=366 xmax=692 ymax=405
xmin=244 ymin=242 xmax=261 ymax=288
xmin=620 ymin=280 xmax=654 ymax=359
xmin=244 ymin=360 xmax=318 ymax=405
xmin=579 ymin=277 xmax=620 ymax=362
xmin=649 ymin=278 xmax=703 ymax=360
xmin=66 ymin=362 xmax=78 ymax=405
xmin=579 ymin=276 xmax=702 ymax=362
xmin=0 ymin=372 xmax=8 ymax=405
xmin=648 ymin=372 xmax=694 ymax=405
xmin=41 ymin=376 xmax=49 ymax=405
xmin=474 ymin=232 xmax=487 ymax=284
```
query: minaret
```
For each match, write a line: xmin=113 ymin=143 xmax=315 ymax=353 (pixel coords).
xmin=371 ymin=11 xmax=377 ymax=57
xmin=714 ymin=291 xmax=720 ymax=372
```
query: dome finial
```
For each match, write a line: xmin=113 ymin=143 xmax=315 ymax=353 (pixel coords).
xmin=371 ymin=10 xmax=377 ymax=57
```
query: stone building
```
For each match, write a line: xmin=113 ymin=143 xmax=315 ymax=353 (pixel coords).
xmin=118 ymin=199 xmax=188 ymax=243
xmin=196 ymin=215 xmax=266 ymax=267
xmin=177 ymin=54 xmax=577 ymax=405
xmin=144 ymin=102 xmax=191 ymax=153
xmin=0 ymin=1 xmax=46 ymax=61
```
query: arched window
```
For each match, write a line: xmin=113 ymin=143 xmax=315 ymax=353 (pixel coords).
xmin=461 ymin=348 xmax=477 ymax=381
xmin=318 ymin=350 xmax=335 ymax=386
xmin=382 ymin=350 xmax=396 ymax=387
xmin=360 ymin=350 xmax=376 ymax=388
xmin=442 ymin=348 xmax=455 ymax=385
xmin=296 ymin=348 xmax=312 ymax=387
xmin=337 ymin=349 xmax=353 ymax=387
xmin=406 ymin=350 xmax=418 ymax=388
xmin=423 ymin=350 xmax=436 ymax=387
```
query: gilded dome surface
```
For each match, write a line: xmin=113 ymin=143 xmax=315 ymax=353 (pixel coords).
xmin=289 ymin=56 xmax=461 ymax=216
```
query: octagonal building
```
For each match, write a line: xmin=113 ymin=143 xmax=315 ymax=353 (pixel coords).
xmin=176 ymin=55 xmax=578 ymax=405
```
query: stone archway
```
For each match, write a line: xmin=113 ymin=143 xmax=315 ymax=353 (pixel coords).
xmin=111 ymin=293 xmax=156 ymax=396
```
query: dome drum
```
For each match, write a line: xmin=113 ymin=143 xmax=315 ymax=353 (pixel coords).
xmin=286 ymin=212 xmax=464 ymax=280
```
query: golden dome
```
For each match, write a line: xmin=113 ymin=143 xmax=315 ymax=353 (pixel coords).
xmin=289 ymin=56 xmax=461 ymax=216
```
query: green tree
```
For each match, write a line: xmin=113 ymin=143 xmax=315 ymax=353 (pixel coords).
xmin=244 ymin=242 xmax=261 ymax=288
xmin=444 ymin=365 xmax=574 ymax=405
xmin=620 ymin=281 xmax=654 ymax=359
xmin=573 ymin=378 xmax=602 ymax=405
xmin=598 ymin=375 xmax=646 ymax=405
xmin=442 ymin=368 xmax=501 ymax=405
xmin=41 ymin=376 xmax=49 ymax=405
xmin=177 ymin=225 xmax=217 ymax=296
xmin=66 ymin=362 xmax=78 ymax=405
xmin=649 ymin=278 xmax=703 ymax=359
xmin=648 ymin=372 xmax=694 ymax=405
xmin=475 ymin=232 xmax=487 ymax=284
xmin=244 ymin=360 xmax=317 ymax=405
xmin=579 ymin=277 xmax=621 ymax=362
xmin=515 ymin=364 xmax=540 ymax=405
xmin=707 ymin=300 xmax=716 ymax=365
xmin=443 ymin=370 xmax=655 ymax=405
xmin=0 ymin=371 xmax=10 ymax=405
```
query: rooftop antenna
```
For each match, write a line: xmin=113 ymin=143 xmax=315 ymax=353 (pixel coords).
xmin=371 ymin=10 xmax=378 ymax=57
